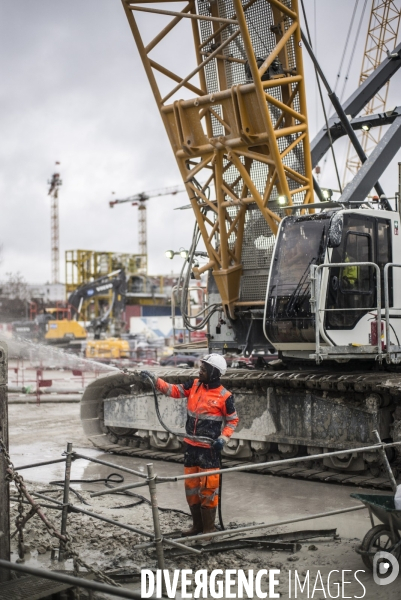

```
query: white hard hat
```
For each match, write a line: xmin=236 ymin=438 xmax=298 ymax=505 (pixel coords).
xmin=201 ymin=353 xmax=227 ymax=376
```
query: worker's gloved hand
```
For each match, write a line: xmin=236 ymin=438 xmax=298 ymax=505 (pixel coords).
xmin=212 ymin=437 xmax=225 ymax=453
xmin=140 ymin=370 xmax=157 ymax=384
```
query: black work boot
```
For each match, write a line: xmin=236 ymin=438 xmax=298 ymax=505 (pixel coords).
xmin=200 ymin=507 xmax=217 ymax=543
xmin=181 ymin=504 xmax=203 ymax=537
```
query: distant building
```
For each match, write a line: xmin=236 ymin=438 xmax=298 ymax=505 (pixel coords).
xmin=28 ymin=283 xmax=66 ymax=303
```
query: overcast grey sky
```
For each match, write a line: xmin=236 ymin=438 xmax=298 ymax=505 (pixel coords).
xmin=1 ymin=1 xmax=400 ymax=284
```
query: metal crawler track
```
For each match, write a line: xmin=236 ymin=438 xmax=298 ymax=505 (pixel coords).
xmin=80 ymin=367 xmax=401 ymax=491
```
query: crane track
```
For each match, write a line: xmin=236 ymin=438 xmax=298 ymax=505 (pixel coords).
xmin=93 ymin=441 xmax=395 ymax=490
xmin=81 ymin=367 xmax=401 ymax=491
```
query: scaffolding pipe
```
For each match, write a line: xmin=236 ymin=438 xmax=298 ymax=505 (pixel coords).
xmin=69 ymin=504 xmax=201 ymax=555
xmin=14 ymin=458 xmax=67 ymax=471
xmin=0 ymin=559 xmax=143 ymax=600
xmin=373 ymin=429 xmax=397 ymax=491
xmin=73 ymin=453 xmax=148 ymax=479
xmin=90 ymin=479 xmax=155 ymax=498
xmin=59 ymin=442 xmax=73 ymax=561
xmin=161 ymin=505 xmax=367 ymax=546
xmin=147 ymin=463 xmax=166 ymax=596
xmin=91 ymin=440 xmax=401 ymax=497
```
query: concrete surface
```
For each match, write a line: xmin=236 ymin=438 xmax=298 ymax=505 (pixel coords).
xmin=7 ymin=401 xmax=401 ymax=599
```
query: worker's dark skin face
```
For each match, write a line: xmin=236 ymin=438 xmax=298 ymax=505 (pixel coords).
xmin=199 ymin=363 xmax=209 ymax=383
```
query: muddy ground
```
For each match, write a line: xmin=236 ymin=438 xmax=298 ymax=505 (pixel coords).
xmin=6 ymin=400 xmax=401 ymax=599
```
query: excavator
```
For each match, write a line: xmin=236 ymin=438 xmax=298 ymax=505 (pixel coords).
xmin=81 ymin=0 xmax=401 ymax=486
xmin=68 ymin=269 xmax=130 ymax=359
xmin=12 ymin=270 xmax=127 ymax=354
xmin=11 ymin=305 xmax=87 ymax=346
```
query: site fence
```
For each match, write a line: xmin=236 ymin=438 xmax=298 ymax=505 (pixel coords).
xmin=2 ymin=430 xmax=400 ymax=597
xmin=8 ymin=360 xmax=100 ymax=405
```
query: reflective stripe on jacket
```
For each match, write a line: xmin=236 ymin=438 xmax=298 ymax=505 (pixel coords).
xmin=156 ymin=377 xmax=239 ymax=448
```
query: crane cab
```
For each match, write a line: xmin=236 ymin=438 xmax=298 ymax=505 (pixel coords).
xmin=264 ymin=208 xmax=401 ymax=363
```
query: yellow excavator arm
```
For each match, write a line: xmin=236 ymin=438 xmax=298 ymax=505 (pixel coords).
xmin=121 ymin=0 xmax=313 ymax=317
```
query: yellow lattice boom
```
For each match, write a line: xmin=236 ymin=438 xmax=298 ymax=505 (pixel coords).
xmin=121 ymin=0 xmax=313 ymax=316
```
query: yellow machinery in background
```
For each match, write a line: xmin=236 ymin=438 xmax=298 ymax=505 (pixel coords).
xmin=45 ymin=320 xmax=87 ymax=344
xmin=43 ymin=308 xmax=87 ymax=344
xmin=65 ymin=250 xmax=147 ymax=323
xmin=85 ymin=338 xmax=130 ymax=360
xmin=11 ymin=305 xmax=87 ymax=346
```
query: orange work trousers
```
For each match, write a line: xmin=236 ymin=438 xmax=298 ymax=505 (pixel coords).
xmin=184 ymin=466 xmax=220 ymax=508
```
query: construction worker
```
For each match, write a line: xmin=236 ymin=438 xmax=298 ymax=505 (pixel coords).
xmin=342 ymin=252 xmax=359 ymax=290
xmin=140 ymin=353 xmax=238 ymax=539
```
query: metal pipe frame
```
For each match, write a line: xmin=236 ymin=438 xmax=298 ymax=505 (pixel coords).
xmin=373 ymin=429 xmax=398 ymax=492
xmin=72 ymin=452 xmax=148 ymax=479
xmin=4 ymin=434 xmax=399 ymax=560
xmin=11 ymin=449 xmax=200 ymax=556
xmin=0 ymin=559 xmax=142 ymax=600
xmin=10 ymin=498 xmax=63 ymax=511
xmin=147 ymin=463 xmax=166 ymax=595
xmin=14 ymin=457 xmax=67 ymax=471
xmin=92 ymin=440 xmax=401 ymax=497
xmin=139 ymin=505 xmax=367 ymax=547
xmin=59 ymin=442 xmax=73 ymax=561
xmin=68 ymin=504 xmax=200 ymax=555
xmin=120 ymin=0 xmax=314 ymax=317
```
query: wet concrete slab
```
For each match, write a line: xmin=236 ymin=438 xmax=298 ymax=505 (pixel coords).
xmin=77 ymin=452 xmax=375 ymax=540
xmin=10 ymin=432 xmax=376 ymax=543
xmin=8 ymin=401 xmax=400 ymax=599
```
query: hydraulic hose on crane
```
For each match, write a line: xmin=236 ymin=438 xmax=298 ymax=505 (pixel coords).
xmin=141 ymin=372 xmax=225 ymax=531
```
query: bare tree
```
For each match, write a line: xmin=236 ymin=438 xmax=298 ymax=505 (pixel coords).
xmin=2 ymin=272 xmax=31 ymax=302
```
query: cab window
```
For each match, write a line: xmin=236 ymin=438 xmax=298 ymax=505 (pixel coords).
xmin=339 ymin=232 xmax=372 ymax=294
xmin=377 ymin=220 xmax=392 ymax=307
xmin=326 ymin=215 xmax=375 ymax=329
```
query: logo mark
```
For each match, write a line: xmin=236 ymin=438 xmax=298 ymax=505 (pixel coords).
xmin=373 ymin=551 xmax=399 ymax=586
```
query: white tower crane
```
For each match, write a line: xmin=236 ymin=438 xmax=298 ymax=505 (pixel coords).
xmin=109 ymin=185 xmax=186 ymax=271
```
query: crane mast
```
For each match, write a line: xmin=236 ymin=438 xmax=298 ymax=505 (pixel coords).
xmin=109 ymin=185 xmax=187 ymax=271
xmin=48 ymin=170 xmax=62 ymax=284
xmin=121 ymin=0 xmax=314 ymax=318
xmin=343 ymin=0 xmax=401 ymax=184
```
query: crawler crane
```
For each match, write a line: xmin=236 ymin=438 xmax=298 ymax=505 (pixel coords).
xmin=81 ymin=1 xmax=401 ymax=486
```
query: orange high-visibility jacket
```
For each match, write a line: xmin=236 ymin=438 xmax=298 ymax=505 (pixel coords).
xmin=156 ymin=377 xmax=239 ymax=448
